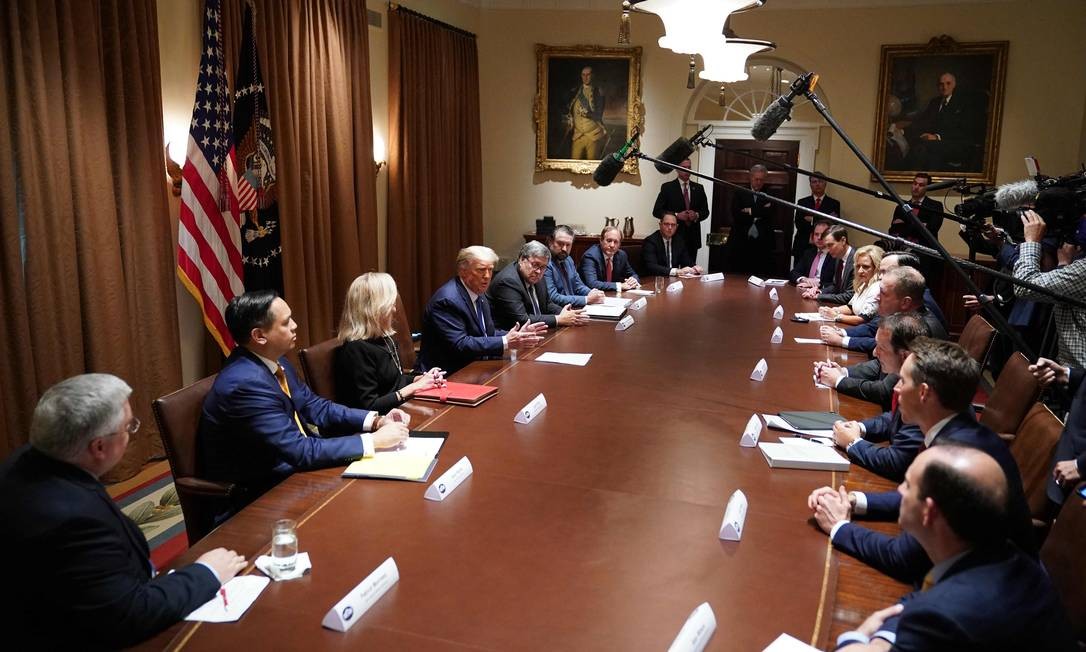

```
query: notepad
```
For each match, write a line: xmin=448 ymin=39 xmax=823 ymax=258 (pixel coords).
xmin=793 ymin=312 xmax=831 ymax=321
xmin=625 ymin=289 xmax=653 ymax=296
xmin=761 ymin=414 xmax=833 ymax=439
xmin=185 ymin=575 xmax=270 ymax=622
xmin=758 ymin=439 xmax=849 ymax=471
xmin=583 ymin=304 xmax=627 ymax=320
xmin=535 ymin=352 xmax=592 ymax=366
xmin=601 ymin=297 xmax=631 ymax=307
xmin=414 ymin=382 xmax=498 ymax=406
xmin=341 ymin=432 xmax=447 ymax=482
xmin=763 ymin=278 xmax=789 ymax=286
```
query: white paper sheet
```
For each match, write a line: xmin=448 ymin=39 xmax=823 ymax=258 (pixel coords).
xmin=625 ymin=289 xmax=653 ymax=296
xmin=762 ymin=633 xmax=821 ymax=651
xmin=793 ymin=337 xmax=823 ymax=344
xmin=185 ymin=575 xmax=270 ymax=622
xmin=763 ymin=279 xmax=789 ymax=286
xmin=793 ymin=312 xmax=832 ymax=321
xmin=601 ymin=297 xmax=631 ymax=307
xmin=535 ymin=352 xmax=592 ymax=366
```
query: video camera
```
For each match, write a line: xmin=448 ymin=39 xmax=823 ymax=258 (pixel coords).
xmin=955 ymin=166 xmax=1086 ymax=245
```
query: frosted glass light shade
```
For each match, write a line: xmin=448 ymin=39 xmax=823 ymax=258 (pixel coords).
xmin=698 ymin=37 xmax=775 ymax=83
xmin=637 ymin=0 xmax=763 ymax=55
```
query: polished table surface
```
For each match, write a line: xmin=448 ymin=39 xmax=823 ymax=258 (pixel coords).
xmin=140 ymin=277 xmax=903 ymax=651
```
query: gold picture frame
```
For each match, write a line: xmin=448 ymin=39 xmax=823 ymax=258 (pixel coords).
xmin=871 ymin=35 xmax=1008 ymax=184
xmin=534 ymin=44 xmax=644 ymax=176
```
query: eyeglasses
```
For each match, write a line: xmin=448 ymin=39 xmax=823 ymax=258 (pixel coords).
xmin=523 ymin=260 xmax=549 ymax=272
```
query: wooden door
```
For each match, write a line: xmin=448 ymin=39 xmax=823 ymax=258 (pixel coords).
xmin=708 ymin=139 xmax=799 ymax=276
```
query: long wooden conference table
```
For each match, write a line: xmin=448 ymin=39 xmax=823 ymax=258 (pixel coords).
xmin=140 ymin=276 xmax=908 ymax=651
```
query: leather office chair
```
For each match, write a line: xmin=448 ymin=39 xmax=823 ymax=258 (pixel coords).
xmin=1007 ymin=402 xmax=1064 ymax=521
xmin=1041 ymin=482 xmax=1086 ymax=644
xmin=957 ymin=314 xmax=996 ymax=367
xmin=152 ymin=375 xmax=234 ymax=545
xmin=978 ymin=352 xmax=1041 ymax=436
xmin=298 ymin=337 xmax=339 ymax=401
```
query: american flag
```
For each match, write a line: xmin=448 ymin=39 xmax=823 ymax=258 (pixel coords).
xmin=177 ymin=0 xmax=244 ymax=355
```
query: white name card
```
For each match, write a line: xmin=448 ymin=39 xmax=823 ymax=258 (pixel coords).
xmin=770 ymin=326 xmax=783 ymax=344
xmin=668 ymin=602 xmax=717 ymax=652
xmin=514 ymin=393 xmax=547 ymax=424
xmin=630 ymin=297 xmax=647 ymax=311
xmin=424 ymin=456 xmax=473 ymax=502
xmin=769 ymin=288 xmax=779 ymax=302
xmin=321 ymin=557 xmax=399 ymax=632
xmin=667 ymin=281 xmax=684 ymax=293
xmin=615 ymin=314 xmax=636 ymax=331
xmin=748 ymin=275 xmax=765 ymax=287
xmin=719 ymin=490 xmax=748 ymax=541
xmin=772 ymin=305 xmax=785 ymax=320
xmin=739 ymin=414 xmax=763 ymax=447
xmin=750 ymin=358 xmax=768 ymax=382
xmin=700 ymin=272 xmax=725 ymax=283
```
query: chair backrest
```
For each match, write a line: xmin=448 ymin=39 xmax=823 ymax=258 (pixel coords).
xmin=957 ymin=313 xmax=996 ymax=367
xmin=1041 ymin=482 xmax=1086 ymax=642
xmin=393 ymin=293 xmax=416 ymax=372
xmin=298 ymin=337 xmax=340 ymax=401
xmin=1008 ymin=402 xmax=1065 ymax=520
xmin=979 ymin=352 xmax=1041 ymax=435
xmin=152 ymin=375 xmax=228 ymax=544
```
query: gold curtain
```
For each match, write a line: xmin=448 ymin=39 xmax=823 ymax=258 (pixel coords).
xmin=222 ymin=0 xmax=379 ymax=347
xmin=0 ymin=1 xmax=182 ymax=479
xmin=388 ymin=5 xmax=483 ymax=328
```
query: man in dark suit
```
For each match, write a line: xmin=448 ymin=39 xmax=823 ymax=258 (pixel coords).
xmin=651 ymin=158 xmax=710 ymax=263
xmin=642 ymin=212 xmax=703 ymax=277
xmin=802 ymin=225 xmax=855 ymax=303
xmin=488 ymin=240 xmax=588 ymax=330
xmin=808 ymin=339 xmax=1035 ymax=586
xmin=821 ymin=313 xmax=931 ymax=481
xmin=888 ymin=172 xmax=946 ymax=285
xmin=419 ymin=245 xmax=546 ymax=375
xmin=726 ymin=164 xmax=775 ymax=275
xmin=543 ymin=225 xmax=605 ymax=308
xmin=790 ymin=220 xmax=837 ymax=288
xmin=580 ymin=226 xmax=640 ymax=291
xmin=791 ymin=172 xmax=841 ymax=260
xmin=835 ymin=445 xmax=1075 ymax=652
xmin=0 ymin=374 xmax=248 ymax=649
xmin=1029 ymin=357 xmax=1086 ymax=514
xmin=200 ymin=290 xmax=411 ymax=515
xmin=904 ymin=72 xmax=981 ymax=172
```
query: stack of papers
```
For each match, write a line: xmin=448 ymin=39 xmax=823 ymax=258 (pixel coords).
xmin=761 ymin=414 xmax=833 ymax=439
xmin=186 ymin=576 xmax=270 ymax=622
xmin=535 ymin=352 xmax=592 ymax=366
xmin=625 ymin=289 xmax=653 ymax=296
xmin=583 ymin=304 xmax=627 ymax=320
xmin=601 ymin=297 xmax=631 ymax=308
xmin=793 ymin=312 xmax=831 ymax=322
xmin=763 ymin=279 xmax=789 ymax=286
xmin=758 ymin=438 xmax=849 ymax=471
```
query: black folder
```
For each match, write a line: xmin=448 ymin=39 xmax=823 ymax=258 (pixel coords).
xmin=778 ymin=411 xmax=843 ymax=430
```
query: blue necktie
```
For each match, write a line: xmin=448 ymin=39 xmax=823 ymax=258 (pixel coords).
xmin=475 ymin=298 xmax=486 ymax=334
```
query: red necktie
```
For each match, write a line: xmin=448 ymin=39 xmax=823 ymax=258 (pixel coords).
xmin=891 ymin=392 xmax=899 ymax=414
xmin=682 ymin=183 xmax=690 ymax=210
xmin=814 ymin=197 xmax=821 ymax=211
xmin=605 ymin=257 xmax=613 ymax=282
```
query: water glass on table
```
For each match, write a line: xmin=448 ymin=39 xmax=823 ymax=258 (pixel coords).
xmin=272 ymin=519 xmax=298 ymax=573
xmin=654 ymin=276 xmax=665 ymax=294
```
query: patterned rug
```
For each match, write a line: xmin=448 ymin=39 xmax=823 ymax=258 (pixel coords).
xmin=113 ymin=469 xmax=189 ymax=568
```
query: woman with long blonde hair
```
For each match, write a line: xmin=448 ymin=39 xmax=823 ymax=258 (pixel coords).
xmin=820 ymin=245 xmax=884 ymax=326
xmin=334 ymin=273 xmax=444 ymax=411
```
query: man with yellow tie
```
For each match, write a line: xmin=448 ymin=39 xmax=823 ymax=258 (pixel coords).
xmin=199 ymin=290 xmax=409 ymax=518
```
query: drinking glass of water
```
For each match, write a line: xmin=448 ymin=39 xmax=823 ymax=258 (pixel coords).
xmin=654 ymin=276 xmax=665 ymax=294
xmin=272 ymin=519 xmax=298 ymax=573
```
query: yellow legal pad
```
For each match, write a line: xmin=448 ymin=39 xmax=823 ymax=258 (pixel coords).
xmin=341 ymin=432 xmax=447 ymax=482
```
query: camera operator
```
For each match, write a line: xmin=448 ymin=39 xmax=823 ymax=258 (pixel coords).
xmin=1012 ymin=210 xmax=1086 ymax=368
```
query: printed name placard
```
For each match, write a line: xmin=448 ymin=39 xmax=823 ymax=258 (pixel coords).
xmin=719 ymin=490 xmax=748 ymax=541
xmin=770 ymin=326 xmax=783 ymax=344
xmin=700 ymin=272 xmax=725 ymax=283
xmin=772 ymin=305 xmax=785 ymax=320
xmin=424 ymin=456 xmax=473 ymax=502
xmin=667 ymin=602 xmax=717 ymax=652
xmin=739 ymin=414 xmax=762 ymax=447
xmin=321 ymin=557 xmax=399 ymax=632
xmin=615 ymin=314 xmax=636 ymax=331
xmin=630 ymin=297 xmax=647 ymax=311
xmin=750 ymin=358 xmax=768 ymax=382
xmin=514 ymin=393 xmax=547 ymax=424
xmin=667 ymin=281 xmax=684 ymax=293
xmin=769 ymin=288 xmax=779 ymax=302
xmin=747 ymin=276 xmax=765 ymax=287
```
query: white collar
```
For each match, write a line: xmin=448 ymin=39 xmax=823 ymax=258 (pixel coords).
xmin=459 ymin=278 xmax=480 ymax=303
xmin=924 ymin=414 xmax=957 ymax=447
xmin=254 ymin=351 xmax=280 ymax=375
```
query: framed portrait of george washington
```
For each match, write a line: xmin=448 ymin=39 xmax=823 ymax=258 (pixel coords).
xmin=872 ymin=35 xmax=1008 ymax=184
xmin=534 ymin=44 xmax=643 ymax=176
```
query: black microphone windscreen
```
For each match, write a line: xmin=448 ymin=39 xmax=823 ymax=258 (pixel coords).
xmin=751 ymin=101 xmax=792 ymax=141
xmin=593 ymin=154 xmax=625 ymax=187
xmin=994 ymin=179 xmax=1038 ymax=210
xmin=654 ymin=138 xmax=695 ymax=174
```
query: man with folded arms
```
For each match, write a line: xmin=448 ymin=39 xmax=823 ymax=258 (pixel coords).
xmin=790 ymin=219 xmax=836 ymax=288
xmin=489 ymin=241 xmax=589 ymax=330
xmin=807 ymin=339 xmax=1034 ymax=585
xmin=1 ymin=374 xmax=248 ymax=649
xmin=200 ymin=290 xmax=411 ymax=516
xmin=834 ymin=444 xmax=1074 ymax=651
xmin=419 ymin=245 xmax=546 ymax=375
xmin=642 ymin=212 xmax=703 ymax=277
xmin=580 ymin=225 xmax=640 ymax=292
xmin=543 ymin=225 xmax=605 ymax=308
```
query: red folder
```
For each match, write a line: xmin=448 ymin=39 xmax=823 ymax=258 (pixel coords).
xmin=413 ymin=382 xmax=499 ymax=407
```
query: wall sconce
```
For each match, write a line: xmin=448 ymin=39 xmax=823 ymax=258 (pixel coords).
xmin=164 ymin=144 xmax=183 ymax=196
xmin=373 ymin=133 xmax=387 ymax=175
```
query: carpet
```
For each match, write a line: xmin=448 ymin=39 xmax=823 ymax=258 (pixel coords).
xmin=113 ymin=469 xmax=189 ymax=568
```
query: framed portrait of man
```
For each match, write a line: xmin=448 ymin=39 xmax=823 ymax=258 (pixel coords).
xmin=872 ymin=36 xmax=1008 ymax=184
xmin=534 ymin=44 xmax=643 ymax=175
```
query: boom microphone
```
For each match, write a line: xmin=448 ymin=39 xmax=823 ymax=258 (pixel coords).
xmin=592 ymin=127 xmax=641 ymax=187
xmin=752 ymin=72 xmax=817 ymax=141
xmin=994 ymin=179 xmax=1038 ymax=210
xmin=653 ymin=125 xmax=712 ymax=174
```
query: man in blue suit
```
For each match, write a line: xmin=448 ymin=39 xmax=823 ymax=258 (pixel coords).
xmin=834 ymin=444 xmax=1075 ymax=651
xmin=200 ymin=290 xmax=410 ymax=515
xmin=419 ymin=245 xmax=546 ymax=375
xmin=543 ymin=225 xmax=605 ymax=308
xmin=1 ymin=374 xmax=247 ymax=649
xmin=1030 ymin=357 xmax=1086 ymax=515
xmin=808 ymin=339 xmax=1035 ymax=584
xmin=579 ymin=226 xmax=640 ymax=292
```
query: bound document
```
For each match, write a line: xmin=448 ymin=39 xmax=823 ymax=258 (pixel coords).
xmin=341 ymin=431 xmax=448 ymax=482
xmin=414 ymin=382 xmax=498 ymax=407
xmin=582 ymin=304 xmax=627 ymax=320
xmin=758 ymin=439 xmax=849 ymax=471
